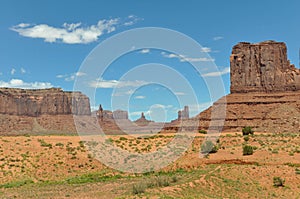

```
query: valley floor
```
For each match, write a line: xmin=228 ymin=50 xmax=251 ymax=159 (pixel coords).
xmin=1 ymin=132 xmax=300 ymax=198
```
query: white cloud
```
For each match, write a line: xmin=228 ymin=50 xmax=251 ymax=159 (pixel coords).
xmin=16 ymin=23 xmax=31 ymax=28
xmin=10 ymin=68 xmax=16 ymax=75
xmin=75 ymin=72 xmax=86 ymax=77
xmin=161 ymin=52 xmax=214 ymax=62
xmin=20 ymin=67 xmax=26 ymax=74
xmin=148 ymin=104 xmax=173 ymax=110
xmin=201 ymin=47 xmax=211 ymax=53
xmin=134 ymin=95 xmax=146 ymax=99
xmin=89 ymin=79 xmax=146 ymax=89
xmin=63 ymin=22 xmax=81 ymax=31
xmin=56 ymin=72 xmax=86 ymax=81
xmin=130 ymin=104 xmax=173 ymax=115
xmin=11 ymin=16 xmax=139 ymax=44
xmin=182 ymin=57 xmax=214 ymax=62
xmin=213 ymin=36 xmax=224 ymax=41
xmin=139 ymin=49 xmax=150 ymax=54
xmin=90 ymin=106 xmax=99 ymax=112
xmin=56 ymin=74 xmax=65 ymax=78
xmin=129 ymin=111 xmax=145 ymax=117
xmin=124 ymin=15 xmax=142 ymax=26
xmin=112 ymin=89 xmax=135 ymax=97
xmin=0 ymin=79 xmax=53 ymax=89
xmin=202 ymin=67 xmax=230 ymax=77
xmin=89 ymin=79 xmax=119 ymax=88
xmin=174 ymin=92 xmax=186 ymax=96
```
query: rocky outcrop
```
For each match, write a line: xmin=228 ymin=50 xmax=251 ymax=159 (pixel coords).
xmin=165 ymin=41 xmax=300 ymax=133
xmin=113 ymin=110 xmax=128 ymax=120
xmin=178 ymin=106 xmax=189 ymax=120
xmin=196 ymin=91 xmax=300 ymax=133
xmin=0 ymin=87 xmax=91 ymax=116
xmin=134 ymin=112 xmax=153 ymax=126
xmin=230 ymin=41 xmax=300 ymax=93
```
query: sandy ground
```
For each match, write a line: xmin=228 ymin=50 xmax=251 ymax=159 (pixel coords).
xmin=0 ymin=132 xmax=300 ymax=198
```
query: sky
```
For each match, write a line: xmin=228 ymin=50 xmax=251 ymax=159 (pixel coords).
xmin=0 ymin=0 xmax=299 ymax=122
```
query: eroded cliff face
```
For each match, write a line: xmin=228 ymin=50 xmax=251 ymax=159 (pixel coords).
xmin=230 ymin=41 xmax=300 ymax=93
xmin=0 ymin=88 xmax=91 ymax=116
xmin=165 ymin=41 xmax=300 ymax=133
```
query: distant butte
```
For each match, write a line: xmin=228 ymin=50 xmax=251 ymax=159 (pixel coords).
xmin=134 ymin=112 xmax=153 ymax=126
xmin=0 ymin=87 xmax=90 ymax=116
xmin=0 ymin=88 xmax=91 ymax=135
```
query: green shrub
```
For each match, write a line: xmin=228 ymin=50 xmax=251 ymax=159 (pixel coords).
xmin=171 ymin=176 xmax=178 ymax=183
xmin=38 ymin=139 xmax=52 ymax=148
xmin=198 ymin=129 xmax=207 ymax=134
xmin=155 ymin=176 xmax=170 ymax=187
xmin=132 ymin=183 xmax=146 ymax=194
xmin=201 ymin=140 xmax=218 ymax=154
xmin=243 ymin=136 xmax=250 ymax=142
xmin=243 ymin=145 xmax=254 ymax=156
xmin=119 ymin=137 xmax=127 ymax=141
xmin=242 ymin=126 xmax=254 ymax=136
xmin=55 ymin=143 xmax=64 ymax=147
xmin=295 ymin=168 xmax=300 ymax=175
xmin=273 ymin=177 xmax=285 ymax=187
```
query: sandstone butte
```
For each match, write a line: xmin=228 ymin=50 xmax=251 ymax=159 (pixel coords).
xmin=195 ymin=40 xmax=300 ymax=133
xmin=0 ymin=40 xmax=299 ymax=135
xmin=0 ymin=88 xmax=91 ymax=135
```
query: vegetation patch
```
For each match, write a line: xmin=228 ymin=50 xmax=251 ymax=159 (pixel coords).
xmin=198 ymin=130 xmax=207 ymax=134
xmin=273 ymin=177 xmax=285 ymax=187
xmin=242 ymin=126 xmax=254 ymax=136
xmin=243 ymin=145 xmax=254 ymax=156
xmin=0 ymin=179 xmax=34 ymax=188
xmin=201 ymin=140 xmax=219 ymax=154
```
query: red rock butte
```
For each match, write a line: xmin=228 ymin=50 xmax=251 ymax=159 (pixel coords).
xmin=196 ymin=41 xmax=300 ymax=133
xmin=0 ymin=88 xmax=91 ymax=135
xmin=0 ymin=87 xmax=90 ymax=116
xmin=230 ymin=41 xmax=300 ymax=93
xmin=166 ymin=41 xmax=300 ymax=133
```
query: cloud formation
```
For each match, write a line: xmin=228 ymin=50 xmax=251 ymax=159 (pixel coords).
xmin=89 ymin=79 xmax=146 ymax=89
xmin=174 ymin=92 xmax=186 ymax=96
xmin=201 ymin=47 xmax=211 ymax=53
xmin=213 ymin=36 xmax=224 ymax=41
xmin=56 ymin=72 xmax=86 ymax=81
xmin=11 ymin=16 xmax=140 ymax=44
xmin=129 ymin=104 xmax=173 ymax=117
xmin=202 ymin=67 xmax=230 ymax=77
xmin=0 ymin=79 xmax=53 ymax=89
xmin=20 ymin=67 xmax=26 ymax=74
xmin=134 ymin=95 xmax=146 ymax=99
xmin=139 ymin=49 xmax=150 ymax=54
xmin=161 ymin=52 xmax=214 ymax=62
xmin=112 ymin=89 xmax=135 ymax=97
xmin=10 ymin=68 xmax=16 ymax=75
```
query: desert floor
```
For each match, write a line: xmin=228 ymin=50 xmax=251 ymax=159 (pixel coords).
xmin=0 ymin=132 xmax=300 ymax=198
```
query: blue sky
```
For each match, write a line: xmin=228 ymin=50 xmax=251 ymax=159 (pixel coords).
xmin=0 ymin=0 xmax=299 ymax=121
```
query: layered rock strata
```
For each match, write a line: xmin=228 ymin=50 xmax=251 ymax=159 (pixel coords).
xmin=0 ymin=88 xmax=91 ymax=116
